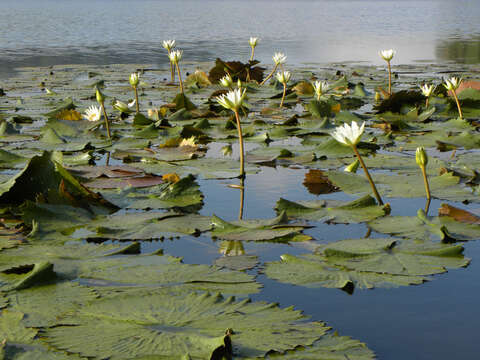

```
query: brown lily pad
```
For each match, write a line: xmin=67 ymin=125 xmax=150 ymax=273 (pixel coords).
xmin=438 ymin=203 xmax=480 ymax=225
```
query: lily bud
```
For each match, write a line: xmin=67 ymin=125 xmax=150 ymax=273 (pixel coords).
xmin=344 ymin=159 xmax=360 ymax=173
xmin=416 ymin=147 xmax=428 ymax=167
xmin=129 ymin=72 xmax=140 ymax=88
xmin=95 ymin=88 xmax=105 ymax=104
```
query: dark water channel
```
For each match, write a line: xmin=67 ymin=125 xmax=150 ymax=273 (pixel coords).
xmin=2 ymin=0 xmax=480 ymax=359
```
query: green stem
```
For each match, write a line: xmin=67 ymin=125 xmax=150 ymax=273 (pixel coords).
xmin=134 ymin=87 xmax=140 ymax=114
xmin=387 ymin=61 xmax=392 ymax=95
xmin=234 ymin=110 xmax=245 ymax=178
xmin=451 ymin=90 xmax=463 ymax=119
xmin=238 ymin=177 xmax=245 ymax=220
xmin=352 ymin=145 xmax=384 ymax=205
xmin=100 ymin=103 xmax=111 ymax=140
xmin=250 ymin=47 xmax=255 ymax=61
xmin=279 ymin=83 xmax=286 ymax=108
xmin=167 ymin=50 xmax=175 ymax=82
xmin=425 ymin=97 xmax=429 ymax=108
xmin=260 ymin=64 xmax=278 ymax=85
xmin=420 ymin=165 xmax=431 ymax=200
xmin=175 ymin=62 xmax=184 ymax=93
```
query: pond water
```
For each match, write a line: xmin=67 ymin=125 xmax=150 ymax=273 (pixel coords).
xmin=1 ymin=0 xmax=480 ymax=359
xmin=1 ymin=0 xmax=480 ymax=79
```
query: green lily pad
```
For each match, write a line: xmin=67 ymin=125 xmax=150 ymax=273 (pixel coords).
xmin=265 ymin=237 xmax=469 ymax=292
xmin=276 ymin=195 xmax=387 ymax=224
xmin=211 ymin=212 xmax=312 ymax=242
xmin=43 ymin=290 xmax=328 ymax=359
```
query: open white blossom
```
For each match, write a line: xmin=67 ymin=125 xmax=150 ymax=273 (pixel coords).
xmin=379 ymin=49 xmax=395 ymax=62
xmin=444 ymin=77 xmax=461 ymax=91
xmin=275 ymin=71 xmax=291 ymax=85
xmin=420 ymin=84 xmax=435 ymax=97
xmin=272 ymin=52 xmax=287 ymax=65
xmin=313 ymin=80 xmax=329 ymax=98
xmin=162 ymin=39 xmax=176 ymax=52
xmin=216 ymin=88 xmax=247 ymax=111
xmin=249 ymin=37 xmax=259 ymax=47
xmin=169 ymin=50 xmax=183 ymax=63
xmin=83 ymin=105 xmax=101 ymax=122
xmin=331 ymin=121 xmax=365 ymax=146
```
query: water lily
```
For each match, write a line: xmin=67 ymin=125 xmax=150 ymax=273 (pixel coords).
xmin=169 ymin=50 xmax=184 ymax=93
xmin=331 ymin=121 xmax=365 ymax=146
xmin=162 ymin=39 xmax=176 ymax=52
xmin=216 ymin=88 xmax=247 ymax=177
xmin=249 ymin=37 xmax=259 ymax=61
xmin=216 ymin=88 xmax=247 ymax=111
xmin=379 ymin=49 xmax=395 ymax=62
xmin=83 ymin=105 xmax=101 ymax=122
xmin=95 ymin=88 xmax=111 ymax=139
xmin=331 ymin=121 xmax=384 ymax=205
xmin=179 ymin=136 xmax=197 ymax=148
xmin=420 ymin=83 xmax=435 ymax=107
xmin=276 ymin=71 xmax=291 ymax=108
xmin=444 ymin=77 xmax=463 ymax=119
xmin=129 ymin=72 xmax=140 ymax=88
xmin=416 ymin=147 xmax=431 ymax=201
xmin=162 ymin=39 xmax=176 ymax=82
xmin=220 ymin=74 xmax=233 ymax=88
xmin=273 ymin=52 xmax=287 ymax=65
xmin=379 ymin=49 xmax=395 ymax=95
xmin=129 ymin=73 xmax=141 ymax=113
xmin=261 ymin=52 xmax=287 ymax=85
xmin=313 ymin=80 xmax=329 ymax=100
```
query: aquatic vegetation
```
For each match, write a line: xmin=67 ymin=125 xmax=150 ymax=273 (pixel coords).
xmin=444 ymin=76 xmax=463 ymax=118
xmin=249 ymin=36 xmax=259 ymax=61
xmin=379 ymin=48 xmax=395 ymax=95
xmin=95 ymin=87 xmax=111 ymax=139
xmin=331 ymin=121 xmax=384 ymax=205
xmin=261 ymin=52 xmax=287 ymax=85
xmin=169 ymin=49 xmax=184 ymax=93
xmin=162 ymin=39 xmax=176 ymax=82
xmin=0 ymin=54 xmax=478 ymax=359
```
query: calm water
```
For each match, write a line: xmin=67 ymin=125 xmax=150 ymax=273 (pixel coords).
xmin=1 ymin=0 xmax=480 ymax=78
xmin=3 ymin=1 xmax=480 ymax=359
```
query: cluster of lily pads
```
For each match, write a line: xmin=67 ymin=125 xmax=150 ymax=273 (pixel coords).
xmin=0 ymin=38 xmax=479 ymax=359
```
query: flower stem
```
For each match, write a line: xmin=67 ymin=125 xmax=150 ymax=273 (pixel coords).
xmin=352 ymin=145 xmax=384 ymax=205
xmin=238 ymin=177 xmax=245 ymax=220
xmin=280 ymin=83 xmax=286 ymax=108
xmin=175 ymin=62 xmax=184 ymax=93
xmin=100 ymin=103 xmax=111 ymax=140
xmin=420 ymin=165 xmax=431 ymax=200
xmin=234 ymin=110 xmax=245 ymax=178
xmin=134 ymin=87 xmax=140 ymax=114
xmin=425 ymin=97 xmax=429 ymax=108
xmin=260 ymin=64 xmax=278 ymax=85
xmin=451 ymin=89 xmax=463 ymax=119
xmin=250 ymin=47 xmax=255 ymax=61
xmin=387 ymin=61 xmax=392 ymax=95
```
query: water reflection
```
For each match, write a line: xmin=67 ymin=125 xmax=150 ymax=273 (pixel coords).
xmin=436 ymin=37 xmax=480 ymax=64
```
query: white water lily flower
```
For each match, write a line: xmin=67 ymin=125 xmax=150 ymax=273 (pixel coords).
xmin=216 ymin=88 xmax=247 ymax=111
xmin=83 ymin=105 xmax=101 ymax=122
xmin=273 ymin=52 xmax=287 ymax=65
xmin=379 ymin=49 xmax=395 ymax=62
xmin=129 ymin=72 xmax=140 ymax=87
xmin=420 ymin=84 xmax=435 ymax=97
xmin=249 ymin=37 xmax=259 ymax=47
xmin=179 ymin=136 xmax=197 ymax=148
xmin=128 ymin=99 xmax=136 ymax=108
xmin=444 ymin=77 xmax=461 ymax=91
xmin=169 ymin=50 xmax=183 ymax=63
xmin=220 ymin=74 xmax=233 ymax=88
xmin=162 ymin=39 xmax=176 ymax=52
xmin=275 ymin=71 xmax=291 ymax=85
xmin=331 ymin=121 xmax=365 ymax=146
xmin=313 ymin=80 xmax=329 ymax=97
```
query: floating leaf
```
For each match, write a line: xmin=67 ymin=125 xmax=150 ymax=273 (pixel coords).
xmin=44 ymin=290 xmax=328 ymax=359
